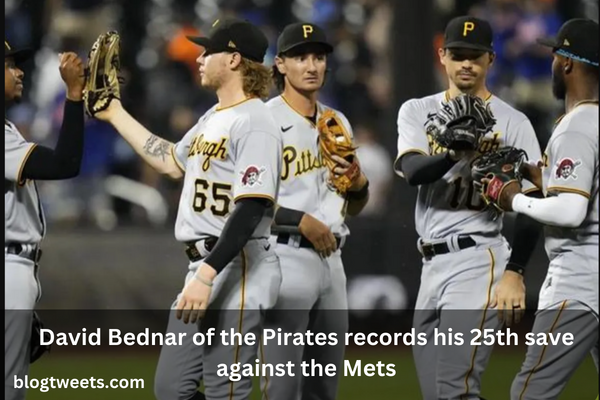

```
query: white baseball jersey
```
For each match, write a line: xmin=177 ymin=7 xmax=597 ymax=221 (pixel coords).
xmin=266 ymin=95 xmax=352 ymax=237
xmin=395 ymin=91 xmax=542 ymax=240
xmin=5 ymin=121 xmax=46 ymax=245
xmin=539 ymin=103 xmax=598 ymax=314
xmin=171 ymin=99 xmax=282 ymax=242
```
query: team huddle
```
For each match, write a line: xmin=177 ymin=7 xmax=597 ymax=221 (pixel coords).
xmin=5 ymin=12 xmax=598 ymax=400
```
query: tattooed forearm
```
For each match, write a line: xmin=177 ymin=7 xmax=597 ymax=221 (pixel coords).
xmin=143 ymin=135 xmax=171 ymax=161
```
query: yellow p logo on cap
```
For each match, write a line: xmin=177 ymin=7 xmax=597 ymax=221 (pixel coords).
xmin=302 ymin=25 xmax=314 ymax=38
xmin=463 ymin=22 xmax=475 ymax=37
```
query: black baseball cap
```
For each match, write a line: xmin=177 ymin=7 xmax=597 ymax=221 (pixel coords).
xmin=5 ymin=40 xmax=33 ymax=63
xmin=537 ymin=18 xmax=599 ymax=67
xmin=443 ymin=16 xmax=494 ymax=53
xmin=187 ymin=18 xmax=269 ymax=63
xmin=277 ymin=22 xmax=333 ymax=55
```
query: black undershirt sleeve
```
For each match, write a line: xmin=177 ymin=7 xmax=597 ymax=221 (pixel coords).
xmin=506 ymin=190 xmax=545 ymax=275
xmin=400 ymin=152 xmax=457 ymax=186
xmin=204 ymin=197 xmax=272 ymax=273
xmin=274 ymin=206 xmax=304 ymax=228
xmin=21 ymin=100 xmax=85 ymax=180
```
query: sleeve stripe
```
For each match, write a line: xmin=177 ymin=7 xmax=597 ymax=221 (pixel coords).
xmin=396 ymin=148 xmax=429 ymax=160
xmin=234 ymin=194 xmax=275 ymax=203
xmin=170 ymin=145 xmax=186 ymax=172
xmin=522 ymin=187 xmax=542 ymax=195
xmin=546 ymin=186 xmax=591 ymax=199
xmin=17 ymin=143 xmax=37 ymax=185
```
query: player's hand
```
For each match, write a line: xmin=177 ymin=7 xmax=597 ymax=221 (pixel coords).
xmin=94 ymin=98 xmax=123 ymax=122
xmin=331 ymin=155 xmax=368 ymax=192
xmin=59 ymin=52 xmax=85 ymax=101
xmin=330 ymin=155 xmax=365 ymax=191
xmin=176 ymin=263 xmax=216 ymax=324
xmin=520 ymin=160 xmax=543 ymax=190
xmin=299 ymin=213 xmax=337 ymax=258
xmin=490 ymin=270 xmax=526 ymax=327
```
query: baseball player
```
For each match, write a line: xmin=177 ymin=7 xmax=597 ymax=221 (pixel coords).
xmin=5 ymin=42 xmax=86 ymax=400
xmin=261 ymin=22 xmax=370 ymax=400
xmin=495 ymin=19 xmax=598 ymax=400
xmin=395 ymin=17 xmax=543 ymax=400
xmin=93 ymin=19 xmax=282 ymax=400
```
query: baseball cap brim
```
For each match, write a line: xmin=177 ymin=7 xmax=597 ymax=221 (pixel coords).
xmin=280 ymin=41 xmax=333 ymax=55
xmin=444 ymin=42 xmax=493 ymax=52
xmin=186 ymin=35 xmax=263 ymax=62
xmin=187 ymin=36 xmax=218 ymax=51
xmin=536 ymin=37 xmax=560 ymax=49
xmin=5 ymin=48 xmax=33 ymax=63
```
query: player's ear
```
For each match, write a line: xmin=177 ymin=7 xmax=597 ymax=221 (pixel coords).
xmin=563 ymin=57 xmax=573 ymax=75
xmin=438 ymin=48 xmax=446 ymax=66
xmin=229 ymin=52 xmax=242 ymax=69
xmin=488 ymin=52 xmax=495 ymax=67
xmin=274 ymin=56 xmax=286 ymax=74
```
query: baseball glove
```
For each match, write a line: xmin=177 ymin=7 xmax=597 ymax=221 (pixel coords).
xmin=83 ymin=31 xmax=122 ymax=117
xmin=317 ymin=109 xmax=359 ymax=195
xmin=30 ymin=311 xmax=50 ymax=363
xmin=425 ymin=93 xmax=496 ymax=151
xmin=471 ymin=146 xmax=528 ymax=220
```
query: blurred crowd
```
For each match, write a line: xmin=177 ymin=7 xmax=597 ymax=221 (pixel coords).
xmin=5 ymin=0 xmax=596 ymax=230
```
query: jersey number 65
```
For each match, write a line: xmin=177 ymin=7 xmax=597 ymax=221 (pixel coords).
xmin=193 ymin=178 xmax=232 ymax=217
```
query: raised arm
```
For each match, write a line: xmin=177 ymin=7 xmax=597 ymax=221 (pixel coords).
xmin=19 ymin=53 xmax=86 ymax=181
xmin=95 ymin=100 xmax=183 ymax=180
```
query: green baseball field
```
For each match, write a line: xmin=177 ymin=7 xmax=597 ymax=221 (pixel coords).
xmin=27 ymin=349 xmax=597 ymax=399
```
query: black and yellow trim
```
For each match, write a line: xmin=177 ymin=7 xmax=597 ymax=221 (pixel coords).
xmin=522 ymin=187 xmax=542 ymax=195
xmin=281 ymin=95 xmax=317 ymax=128
xmin=553 ymin=100 xmax=598 ymax=128
xmin=547 ymin=186 xmax=591 ymax=199
xmin=170 ymin=145 xmax=186 ymax=172
xmin=16 ymin=143 xmax=38 ymax=186
xmin=234 ymin=193 xmax=275 ymax=204
xmin=216 ymin=97 xmax=255 ymax=112
xmin=397 ymin=148 xmax=429 ymax=159
xmin=463 ymin=248 xmax=495 ymax=399
xmin=518 ymin=300 xmax=568 ymax=400
xmin=229 ymin=250 xmax=248 ymax=400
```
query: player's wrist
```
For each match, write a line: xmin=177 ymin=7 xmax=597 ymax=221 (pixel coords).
xmin=349 ymin=172 xmax=367 ymax=192
xmin=511 ymin=193 xmax=528 ymax=214
xmin=197 ymin=263 xmax=217 ymax=282
xmin=504 ymin=266 xmax=525 ymax=278
xmin=348 ymin=178 xmax=369 ymax=201
xmin=66 ymin=89 xmax=83 ymax=102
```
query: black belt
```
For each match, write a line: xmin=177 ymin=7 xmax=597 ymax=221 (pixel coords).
xmin=276 ymin=232 xmax=343 ymax=251
xmin=185 ymin=237 xmax=218 ymax=262
xmin=420 ymin=236 xmax=477 ymax=260
xmin=5 ymin=243 xmax=43 ymax=263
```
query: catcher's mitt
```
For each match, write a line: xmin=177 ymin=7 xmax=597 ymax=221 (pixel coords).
xmin=317 ymin=109 xmax=359 ymax=195
xmin=30 ymin=311 xmax=50 ymax=363
xmin=425 ymin=93 xmax=496 ymax=151
xmin=471 ymin=146 xmax=528 ymax=220
xmin=83 ymin=31 xmax=122 ymax=117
